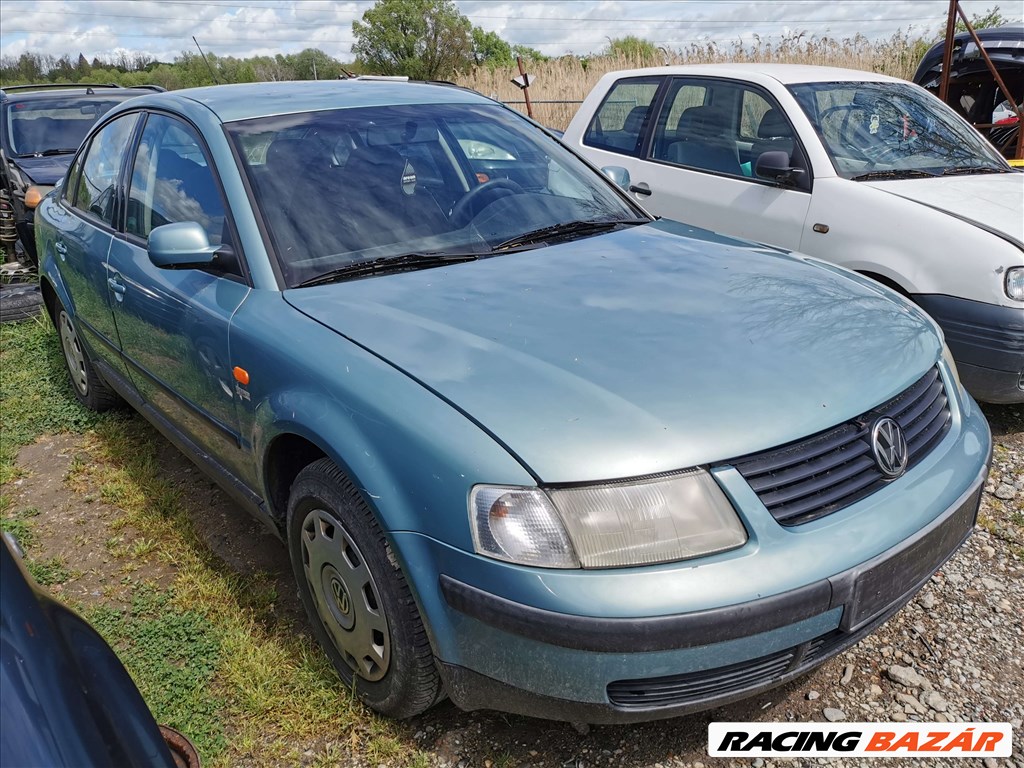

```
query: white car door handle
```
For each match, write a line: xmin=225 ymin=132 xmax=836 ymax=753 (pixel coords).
xmin=629 ymin=182 xmax=652 ymax=196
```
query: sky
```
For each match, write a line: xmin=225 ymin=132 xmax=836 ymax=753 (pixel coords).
xmin=0 ymin=0 xmax=1013 ymax=63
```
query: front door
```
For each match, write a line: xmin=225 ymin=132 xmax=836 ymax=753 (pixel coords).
xmin=638 ymin=77 xmax=813 ymax=249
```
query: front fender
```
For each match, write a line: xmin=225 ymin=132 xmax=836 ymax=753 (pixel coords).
xmin=233 ymin=294 xmax=536 ymax=551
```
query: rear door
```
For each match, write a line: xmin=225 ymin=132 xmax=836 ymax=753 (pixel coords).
xmin=106 ymin=112 xmax=250 ymax=471
xmin=47 ymin=113 xmax=140 ymax=377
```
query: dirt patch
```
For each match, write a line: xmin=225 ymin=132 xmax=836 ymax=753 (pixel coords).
xmin=149 ymin=439 xmax=304 ymax=630
xmin=5 ymin=434 xmax=175 ymax=606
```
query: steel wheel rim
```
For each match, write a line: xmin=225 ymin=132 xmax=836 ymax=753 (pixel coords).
xmin=301 ymin=508 xmax=391 ymax=682
xmin=59 ymin=311 xmax=88 ymax=396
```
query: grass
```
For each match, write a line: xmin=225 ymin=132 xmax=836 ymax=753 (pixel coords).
xmin=0 ymin=315 xmax=105 ymax=484
xmin=1 ymin=505 xmax=39 ymax=549
xmin=0 ymin=319 xmax=430 ymax=766
xmin=26 ymin=555 xmax=72 ymax=585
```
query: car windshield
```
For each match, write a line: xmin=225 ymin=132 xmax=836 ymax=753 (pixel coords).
xmin=226 ymin=102 xmax=645 ymax=287
xmin=789 ymin=81 xmax=1010 ymax=180
xmin=3 ymin=96 xmax=125 ymax=156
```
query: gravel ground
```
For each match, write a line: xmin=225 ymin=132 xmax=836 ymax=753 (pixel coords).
xmin=402 ymin=402 xmax=1023 ymax=768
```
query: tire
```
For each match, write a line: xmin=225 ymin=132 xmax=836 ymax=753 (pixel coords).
xmin=0 ymin=282 xmax=43 ymax=323
xmin=287 ymin=458 xmax=443 ymax=718
xmin=54 ymin=304 xmax=121 ymax=411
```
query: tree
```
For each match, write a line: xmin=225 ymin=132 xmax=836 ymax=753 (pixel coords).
xmin=954 ymin=5 xmax=1014 ymax=33
xmin=606 ymin=35 xmax=659 ymax=63
xmin=512 ymin=44 xmax=548 ymax=63
xmin=352 ymin=0 xmax=472 ymax=80
xmin=935 ymin=5 xmax=1017 ymax=39
xmin=471 ymin=27 xmax=513 ymax=67
xmin=290 ymin=48 xmax=343 ymax=80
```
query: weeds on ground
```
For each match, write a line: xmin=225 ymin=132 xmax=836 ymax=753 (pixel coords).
xmin=1 ymin=317 xmax=430 ymax=766
xmin=0 ymin=319 xmax=107 ymax=483
xmin=26 ymin=555 xmax=72 ymax=585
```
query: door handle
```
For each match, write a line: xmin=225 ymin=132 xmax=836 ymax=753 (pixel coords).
xmin=54 ymin=240 xmax=67 ymax=257
xmin=107 ymin=276 xmax=126 ymax=300
xmin=629 ymin=182 xmax=652 ymax=196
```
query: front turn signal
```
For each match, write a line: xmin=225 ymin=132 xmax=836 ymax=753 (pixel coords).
xmin=24 ymin=187 xmax=43 ymax=209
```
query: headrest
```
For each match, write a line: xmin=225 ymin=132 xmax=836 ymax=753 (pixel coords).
xmin=338 ymin=145 xmax=417 ymax=196
xmin=265 ymin=138 xmax=317 ymax=172
xmin=757 ymin=109 xmax=792 ymax=139
xmin=622 ymin=106 xmax=649 ymax=134
xmin=677 ymin=106 xmax=728 ymax=138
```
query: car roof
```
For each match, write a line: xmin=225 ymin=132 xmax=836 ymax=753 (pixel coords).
xmin=594 ymin=63 xmax=906 ymax=85
xmin=116 ymin=80 xmax=494 ymax=124
xmin=0 ymin=84 xmax=163 ymax=102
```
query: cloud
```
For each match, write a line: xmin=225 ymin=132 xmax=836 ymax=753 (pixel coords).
xmin=0 ymin=0 xmax=1007 ymax=62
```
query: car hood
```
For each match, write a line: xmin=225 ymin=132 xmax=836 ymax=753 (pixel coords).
xmin=8 ymin=155 xmax=70 ymax=185
xmin=862 ymin=173 xmax=1024 ymax=248
xmin=285 ymin=221 xmax=940 ymax=483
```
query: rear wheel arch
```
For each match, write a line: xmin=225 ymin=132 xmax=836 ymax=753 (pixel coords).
xmin=39 ymin=278 xmax=59 ymax=324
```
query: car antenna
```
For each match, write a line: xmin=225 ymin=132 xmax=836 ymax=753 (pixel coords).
xmin=192 ymin=36 xmax=220 ymax=84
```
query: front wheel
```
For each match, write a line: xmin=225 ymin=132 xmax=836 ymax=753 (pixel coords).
xmin=287 ymin=458 xmax=443 ymax=718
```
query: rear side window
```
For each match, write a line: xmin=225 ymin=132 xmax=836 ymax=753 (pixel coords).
xmin=72 ymin=113 xmax=139 ymax=226
xmin=126 ymin=114 xmax=226 ymax=247
xmin=583 ymin=78 xmax=661 ymax=157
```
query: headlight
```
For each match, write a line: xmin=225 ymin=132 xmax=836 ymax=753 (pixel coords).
xmin=470 ymin=470 xmax=747 ymax=569
xmin=1006 ymin=267 xmax=1024 ymax=301
xmin=941 ymin=341 xmax=967 ymax=407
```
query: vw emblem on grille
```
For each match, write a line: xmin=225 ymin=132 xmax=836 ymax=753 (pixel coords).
xmin=871 ymin=417 xmax=909 ymax=478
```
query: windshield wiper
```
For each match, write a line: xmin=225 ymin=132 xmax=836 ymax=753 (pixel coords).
xmin=850 ymin=169 xmax=937 ymax=182
xmin=38 ymin=148 xmax=78 ymax=156
xmin=493 ymin=218 xmax=649 ymax=252
xmin=941 ymin=165 xmax=1007 ymax=176
xmin=297 ymin=251 xmax=479 ymax=287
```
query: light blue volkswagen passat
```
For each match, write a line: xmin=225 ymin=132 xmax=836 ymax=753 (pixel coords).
xmin=35 ymin=81 xmax=991 ymax=723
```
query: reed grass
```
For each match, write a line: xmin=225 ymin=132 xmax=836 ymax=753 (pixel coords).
xmin=460 ymin=30 xmax=931 ymax=128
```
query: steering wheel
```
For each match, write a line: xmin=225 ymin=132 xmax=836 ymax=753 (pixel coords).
xmin=449 ymin=178 xmax=524 ymax=227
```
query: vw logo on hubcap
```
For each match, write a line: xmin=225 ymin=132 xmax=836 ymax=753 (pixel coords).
xmin=871 ymin=417 xmax=909 ymax=478
xmin=331 ymin=577 xmax=351 ymax=616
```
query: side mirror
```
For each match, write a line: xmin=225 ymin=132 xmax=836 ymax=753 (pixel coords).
xmin=602 ymin=165 xmax=631 ymax=189
xmin=148 ymin=222 xmax=218 ymax=268
xmin=755 ymin=151 xmax=805 ymax=187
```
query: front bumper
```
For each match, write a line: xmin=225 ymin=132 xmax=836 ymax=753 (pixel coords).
xmin=437 ymin=471 xmax=982 ymax=723
xmin=914 ymin=293 xmax=1024 ymax=404
xmin=394 ymin=374 xmax=991 ymax=723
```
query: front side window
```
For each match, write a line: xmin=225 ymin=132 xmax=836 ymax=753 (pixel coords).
xmin=650 ymin=79 xmax=801 ymax=181
xmin=789 ymin=81 xmax=1010 ymax=179
xmin=126 ymin=114 xmax=226 ymax=246
xmin=583 ymin=78 xmax=661 ymax=157
xmin=73 ymin=113 xmax=139 ymax=225
xmin=227 ymin=102 xmax=645 ymax=287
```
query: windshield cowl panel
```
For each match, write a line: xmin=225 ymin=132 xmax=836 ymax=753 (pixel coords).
xmin=789 ymin=81 xmax=1011 ymax=181
xmin=225 ymin=102 xmax=647 ymax=288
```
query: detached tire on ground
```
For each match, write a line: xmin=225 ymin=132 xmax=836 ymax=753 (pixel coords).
xmin=0 ymin=282 xmax=43 ymax=323
xmin=287 ymin=458 xmax=444 ymax=718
